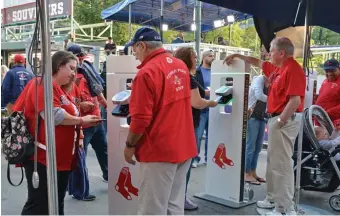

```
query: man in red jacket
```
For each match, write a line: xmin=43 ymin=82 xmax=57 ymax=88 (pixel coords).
xmin=124 ymin=27 xmax=197 ymax=215
xmin=315 ymin=59 xmax=340 ymax=125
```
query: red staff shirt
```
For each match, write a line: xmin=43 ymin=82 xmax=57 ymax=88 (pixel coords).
xmin=315 ymin=75 xmax=340 ymax=123
xmin=262 ymin=57 xmax=306 ymax=114
xmin=129 ymin=48 xmax=197 ymax=163
xmin=24 ymin=78 xmax=79 ymax=171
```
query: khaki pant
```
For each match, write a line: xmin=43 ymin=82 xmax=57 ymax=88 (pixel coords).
xmin=138 ymin=160 xmax=191 ymax=215
xmin=266 ymin=114 xmax=301 ymax=213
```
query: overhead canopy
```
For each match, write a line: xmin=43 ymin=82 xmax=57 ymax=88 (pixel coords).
xmin=199 ymin=0 xmax=340 ymax=52
xmin=199 ymin=0 xmax=340 ymax=30
xmin=101 ymin=0 xmax=251 ymax=32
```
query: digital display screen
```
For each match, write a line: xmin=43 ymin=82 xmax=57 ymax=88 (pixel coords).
xmin=114 ymin=91 xmax=129 ymax=101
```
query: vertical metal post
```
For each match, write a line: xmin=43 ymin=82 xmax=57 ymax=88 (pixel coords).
xmin=39 ymin=0 xmax=59 ymax=215
xmin=93 ymin=46 xmax=100 ymax=72
xmin=160 ymin=0 xmax=164 ymax=42
xmin=195 ymin=0 xmax=202 ymax=63
xmin=295 ymin=0 xmax=311 ymax=211
xmin=70 ymin=0 xmax=74 ymax=41
xmin=229 ymin=24 xmax=232 ymax=46
xmin=110 ymin=21 xmax=113 ymax=38
xmin=128 ymin=4 xmax=132 ymax=40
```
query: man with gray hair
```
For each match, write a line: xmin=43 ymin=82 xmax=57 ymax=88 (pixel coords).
xmin=124 ymin=26 xmax=197 ymax=215
xmin=224 ymin=37 xmax=306 ymax=215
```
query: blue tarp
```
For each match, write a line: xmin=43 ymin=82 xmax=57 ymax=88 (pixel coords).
xmin=199 ymin=0 xmax=340 ymax=33
xmin=101 ymin=0 xmax=251 ymax=32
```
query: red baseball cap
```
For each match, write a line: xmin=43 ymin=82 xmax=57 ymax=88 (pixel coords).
xmin=14 ymin=54 xmax=25 ymax=63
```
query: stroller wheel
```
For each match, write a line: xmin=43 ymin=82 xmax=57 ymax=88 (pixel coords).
xmin=329 ymin=195 xmax=340 ymax=211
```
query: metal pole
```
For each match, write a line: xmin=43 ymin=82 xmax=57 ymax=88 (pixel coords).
xmin=128 ymin=4 xmax=132 ymax=40
xmin=302 ymin=0 xmax=311 ymax=71
xmin=39 ymin=0 xmax=59 ymax=215
xmin=195 ymin=0 xmax=202 ymax=63
xmin=70 ymin=0 xmax=74 ymax=41
xmin=229 ymin=24 xmax=232 ymax=46
xmin=295 ymin=0 xmax=311 ymax=211
xmin=160 ymin=0 xmax=164 ymax=42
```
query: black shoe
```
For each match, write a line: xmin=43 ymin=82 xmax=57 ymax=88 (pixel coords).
xmin=73 ymin=194 xmax=96 ymax=201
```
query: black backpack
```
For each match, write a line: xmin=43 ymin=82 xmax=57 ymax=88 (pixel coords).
xmin=1 ymin=111 xmax=35 ymax=186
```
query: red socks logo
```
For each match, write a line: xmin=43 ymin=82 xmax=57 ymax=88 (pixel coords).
xmin=115 ymin=167 xmax=138 ymax=200
xmin=212 ymin=143 xmax=234 ymax=169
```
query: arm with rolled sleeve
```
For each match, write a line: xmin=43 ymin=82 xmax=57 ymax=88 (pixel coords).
xmin=1 ymin=71 xmax=13 ymax=107
xmin=262 ymin=62 xmax=279 ymax=78
xmin=252 ymin=76 xmax=267 ymax=103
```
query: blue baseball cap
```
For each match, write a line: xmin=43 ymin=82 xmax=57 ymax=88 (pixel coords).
xmin=125 ymin=26 xmax=162 ymax=47
xmin=323 ymin=59 xmax=339 ymax=70
xmin=67 ymin=45 xmax=85 ymax=57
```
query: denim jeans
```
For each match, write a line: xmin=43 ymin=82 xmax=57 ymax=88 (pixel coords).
xmin=245 ymin=117 xmax=266 ymax=173
xmin=194 ymin=111 xmax=209 ymax=163
xmin=100 ymin=105 xmax=107 ymax=133
xmin=83 ymin=123 xmax=108 ymax=180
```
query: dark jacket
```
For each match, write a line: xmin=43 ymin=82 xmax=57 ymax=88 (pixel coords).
xmin=192 ymin=67 xmax=206 ymax=128
xmin=1 ymin=65 xmax=34 ymax=107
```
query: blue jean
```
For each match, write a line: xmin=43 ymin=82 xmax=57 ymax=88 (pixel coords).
xmin=100 ymin=105 xmax=107 ymax=133
xmin=83 ymin=124 xmax=108 ymax=180
xmin=194 ymin=111 xmax=209 ymax=163
xmin=245 ymin=117 xmax=266 ymax=173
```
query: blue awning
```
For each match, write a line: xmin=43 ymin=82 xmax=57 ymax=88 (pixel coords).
xmin=101 ymin=0 xmax=252 ymax=32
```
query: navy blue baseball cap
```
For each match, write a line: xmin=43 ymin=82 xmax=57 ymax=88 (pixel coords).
xmin=67 ymin=45 xmax=85 ymax=57
xmin=323 ymin=59 xmax=339 ymax=70
xmin=125 ymin=26 xmax=162 ymax=47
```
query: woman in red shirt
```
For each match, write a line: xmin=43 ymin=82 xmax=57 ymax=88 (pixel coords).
xmin=21 ymin=51 xmax=101 ymax=215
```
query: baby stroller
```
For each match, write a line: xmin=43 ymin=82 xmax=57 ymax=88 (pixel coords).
xmin=293 ymin=105 xmax=340 ymax=211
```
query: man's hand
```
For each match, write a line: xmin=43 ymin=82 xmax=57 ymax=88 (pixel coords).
xmin=124 ymin=147 xmax=136 ymax=165
xmin=80 ymin=101 xmax=95 ymax=113
xmin=223 ymin=54 xmax=239 ymax=66
xmin=277 ymin=116 xmax=288 ymax=128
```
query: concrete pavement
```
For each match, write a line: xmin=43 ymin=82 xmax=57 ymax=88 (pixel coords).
xmin=1 ymin=148 xmax=338 ymax=215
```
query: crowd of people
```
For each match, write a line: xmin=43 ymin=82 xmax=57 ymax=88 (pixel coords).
xmin=1 ymin=25 xmax=340 ymax=215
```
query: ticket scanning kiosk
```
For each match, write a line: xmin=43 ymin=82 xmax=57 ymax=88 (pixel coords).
xmin=194 ymin=60 xmax=256 ymax=208
xmin=107 ymin=56 xmax=140 ymax=215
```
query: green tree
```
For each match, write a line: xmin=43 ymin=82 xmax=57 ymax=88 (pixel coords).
xmin=73 ymin=0 xmax=120 ymax=37
xmin=312 ymin=26 xmax=340 ymax=45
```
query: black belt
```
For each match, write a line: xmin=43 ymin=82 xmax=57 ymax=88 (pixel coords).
xmin=267 ymin=113 xmax=281 ymax=118
xmin=268 ymin=113 xmax=297 ymax=120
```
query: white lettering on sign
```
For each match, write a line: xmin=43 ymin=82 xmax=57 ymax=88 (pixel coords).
xmin=12 ymin=1 xmax=65 ymax=22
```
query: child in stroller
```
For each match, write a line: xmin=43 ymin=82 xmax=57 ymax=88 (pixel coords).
xmin=293 ymin=106 xmax=340 ymax=211
xmin=315 ymin=126 xmax=340 ymax=161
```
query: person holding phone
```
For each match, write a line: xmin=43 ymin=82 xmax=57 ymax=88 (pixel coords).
xmin=67 ymin=45 xmax=109 ymax=183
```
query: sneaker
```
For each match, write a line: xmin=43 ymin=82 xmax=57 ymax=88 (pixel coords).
xmin=73 ymin=194 xmax=96 ymax=201
xmin=184 ymin=198 xmax=198 ymax=210
xmin=257 ymin=198 xmax=275 ymax=209
xmin=102 ymin=177 xmax=108 ymax=183
xmin=264 ymin=209 xmax=296 ymax=215
xmin=192 ymin=161 xmax=198 ymax=168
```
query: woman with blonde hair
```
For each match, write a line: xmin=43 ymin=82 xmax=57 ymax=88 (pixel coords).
xmin=1 ymin=65 xmax=9 ymax=83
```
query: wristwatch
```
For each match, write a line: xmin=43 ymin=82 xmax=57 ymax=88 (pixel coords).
xmin=125 ymin=141 xmax=135 ymax=148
